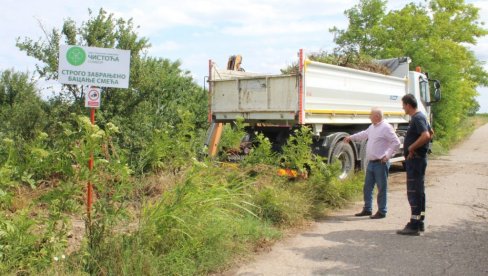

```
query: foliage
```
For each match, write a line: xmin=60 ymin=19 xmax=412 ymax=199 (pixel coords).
xmin=16 ymin=8 xmax=208 ymax=174
xmin=431 ymin=113 xmax=488 ymax=155
xmin=280 ymin=50 xmax=390 ymax=76
xmin=104 ymin=57 xmax=208 ymax=172
xmin=90 ymin=164 xmax=282 ymax=275
xmin=279 ymin=127 xmax=314 ymax=175
xmin=43 ymin=156 xmax=361 ymax=275
xmin=0 ymin=211 xmax=43 ymax=273
xmin=0 ymin=138 xmax=18 ymax=199
xmin=218 ymin=117 xmax=247 ymax=156
xmin=252 ymin=184 xmax=310 ymax=226
xmin=330 ymin=0 xmax=387 ymax=56
xmin=0 ymin=208 xmax=68 ymax=274
xmin=0 ymin=70 xmax=47 ymax=141
xmin=16 ymin=8 xmax=150 ymax=103
xmin=59 ymin=116 xmax=133 ymax=274
xmin=1 ymin=6 xmax=371 ymax=276
xmin=138 ymin=109 xmax=205 ymax=174
xmin=241 ymin=132 xmax=277 ymax=166
xmin=0 ymin=123 xmax=362 ymax=275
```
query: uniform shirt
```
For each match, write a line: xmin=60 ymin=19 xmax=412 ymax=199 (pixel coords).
xmin=350 ymin=120 xmax=400 ymax=161
xmin=404 ymin=111 xmax=430 ymax=158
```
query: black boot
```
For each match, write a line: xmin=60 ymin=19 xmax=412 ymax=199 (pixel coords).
xmin=419 ymin=221 xmax=425 ymax=232
xmin=420 ymin=213 xmax=425 ymax=232
xmin=397 ymin=220 xmax=420 ymax=236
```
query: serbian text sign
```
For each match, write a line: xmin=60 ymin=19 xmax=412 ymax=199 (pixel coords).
xmin=58 ymin=45 xmax=130 ymax=89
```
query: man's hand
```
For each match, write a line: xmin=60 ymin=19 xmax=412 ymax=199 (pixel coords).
xmin=407 ymin=147 xmax=415 ymax=160
xmin=343 ymin=136 xmax=351 ymax=143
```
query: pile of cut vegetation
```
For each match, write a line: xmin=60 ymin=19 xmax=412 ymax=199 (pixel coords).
xmin=281 ymin=51 xmax=391 ymax=75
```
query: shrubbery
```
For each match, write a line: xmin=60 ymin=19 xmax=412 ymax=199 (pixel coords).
xmin=0 ymin=96 xmax=362 ymax=274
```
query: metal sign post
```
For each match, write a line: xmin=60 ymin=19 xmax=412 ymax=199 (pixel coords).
xmin=87 ymin=107 xmax=95 ymax=220
xmin=85 ymin=87 xmax=100 ymax=221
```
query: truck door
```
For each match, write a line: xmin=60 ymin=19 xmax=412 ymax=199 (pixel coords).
xmin=409 ymin=72 xmax=430 ymax=120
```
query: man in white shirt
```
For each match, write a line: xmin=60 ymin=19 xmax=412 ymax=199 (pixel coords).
xmin=344 ymin=107 xmax=400 ymax=219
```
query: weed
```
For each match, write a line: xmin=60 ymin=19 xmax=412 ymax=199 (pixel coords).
xmin=279 ymin=127 xmax=314 ymax=175
xmin=241 ymin=132 xmax=277 ymax=166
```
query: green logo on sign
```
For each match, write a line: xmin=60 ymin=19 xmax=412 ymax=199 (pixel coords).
xmin=66 ymin=46 xmax=86 ymax=66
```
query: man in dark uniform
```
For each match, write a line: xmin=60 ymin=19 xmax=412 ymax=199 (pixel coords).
xmin=397 ymin=94 xmax=431 ymax=236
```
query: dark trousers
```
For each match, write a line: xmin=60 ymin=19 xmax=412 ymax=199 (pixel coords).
xmin=405 ymin=157 xmax=427 ymax=218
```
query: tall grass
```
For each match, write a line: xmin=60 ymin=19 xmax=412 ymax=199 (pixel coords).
xmin=1 ymin=123 xmax=365 ymax=275
xmin=71 ymin=164 xmax=283 ymax=275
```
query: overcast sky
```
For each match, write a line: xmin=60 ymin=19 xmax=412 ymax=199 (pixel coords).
xmin=1 ymin=0 xmax=487 ymax=112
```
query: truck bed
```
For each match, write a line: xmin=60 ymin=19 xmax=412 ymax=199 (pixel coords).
xmin=209 ymin=60 xmax=409 ymax=125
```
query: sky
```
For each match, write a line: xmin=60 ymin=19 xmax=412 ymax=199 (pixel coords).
xmin=1 ymin=0 xmax=487 ymax=112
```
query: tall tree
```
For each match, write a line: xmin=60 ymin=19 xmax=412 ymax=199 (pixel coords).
xmin=15 ymin=8 xmax=208 ymax=171
xmin=330 ymin=0 xmax=387 ymax=56
xmin=16 ymin=8 xmax=150 ymax=103
xmin=0 ymin=70 xmax=46 ymax=141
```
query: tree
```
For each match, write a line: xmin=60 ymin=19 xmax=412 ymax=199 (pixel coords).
xmin=0 ymin=70 xmax=46 ymax=141
xmin=330 ymin=0 xmax=387 ymax=56
xmin=17 ymin=8 xmax=150 ymax=103
xmin=16 ymin=8 xmax=208 ymax=172
xmin=332 ymin=0 xmax=488 ymax=139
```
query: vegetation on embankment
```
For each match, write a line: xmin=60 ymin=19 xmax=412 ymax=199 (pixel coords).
xmin=0 ymin=117 xmax=363 ymax=274
xmin=1 ymin=1 xmax=487 ymax=274
xmin=431 ymin=114 xmax=488 ymax=155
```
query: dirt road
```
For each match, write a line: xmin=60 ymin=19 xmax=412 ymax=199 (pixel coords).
xmin=231 ymin=124 xmax=488 ymax=275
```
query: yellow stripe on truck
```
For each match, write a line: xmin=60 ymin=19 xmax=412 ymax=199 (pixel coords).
xmin=305 ymin=110 xmax=405 ymax=116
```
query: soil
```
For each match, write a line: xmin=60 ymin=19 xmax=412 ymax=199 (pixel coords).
xmin=227 ymin=123 xmax=488 ymax=275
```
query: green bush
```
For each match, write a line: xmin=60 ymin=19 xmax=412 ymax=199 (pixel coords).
xmin=138 ymin=110 xmax=202 ymax=174
xmin=241 ymin=132 xmax=277 ymax=166
xmin=279 ymin=127 xmax=314 ymax=175
xmin=0 ymin=210 xmax=67 ymax=274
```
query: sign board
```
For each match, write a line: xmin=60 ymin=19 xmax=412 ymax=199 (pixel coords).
xmin=85 ymin=86 xmax=101 ymax=108
xmin=58 ymin=45 xmax=130 ymax=89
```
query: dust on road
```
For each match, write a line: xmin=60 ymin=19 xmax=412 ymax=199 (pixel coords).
xmin=230 ymin=124 xmax=488 ymax=276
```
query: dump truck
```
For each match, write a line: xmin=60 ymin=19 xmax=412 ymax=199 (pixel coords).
xmin=206 ymin=49 xmax=441 ymax=178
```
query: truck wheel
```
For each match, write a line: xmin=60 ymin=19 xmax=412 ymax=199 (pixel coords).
xmin=331 ymin=142 xmax=355 ymax=179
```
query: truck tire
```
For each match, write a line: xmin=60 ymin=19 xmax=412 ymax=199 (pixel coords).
xmin=331 ymin=141 xmax=355 ymax=179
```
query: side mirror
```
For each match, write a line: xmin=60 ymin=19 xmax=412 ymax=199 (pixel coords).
xmin=429 ymin=79 xmax=441 ymax=103
xmin=434 ymin=80 xmax=440 ymax=89
xmin=433 ymin=80 xmax=441 ymax=102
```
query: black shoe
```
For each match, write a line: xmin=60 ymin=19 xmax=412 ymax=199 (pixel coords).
xmin=419 ymin=221 xmax=425 ymax=232
xmin=355 ymin=210 xmax=372 ymax=216
xmin=370 ymin=211 xmax=386 ymax=219
xmin=396 ymin=222 xmax=420 ymax=236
